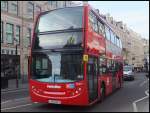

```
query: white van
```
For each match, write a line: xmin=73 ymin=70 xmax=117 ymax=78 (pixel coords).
xmin=123 ymin=65 xmax=134 ymax=80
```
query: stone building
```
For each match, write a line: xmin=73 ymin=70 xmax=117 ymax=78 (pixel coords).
xmin=101 ymin=13 xmax=147 ymax=68
xmin=1 ymin=1 xmax=74 ymax=90
xmin=142 ymin=38 xmax=149 ymax=71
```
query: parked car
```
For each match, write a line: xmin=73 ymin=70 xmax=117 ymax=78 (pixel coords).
xmin=123 ymin=65 xmax=135 ymax=81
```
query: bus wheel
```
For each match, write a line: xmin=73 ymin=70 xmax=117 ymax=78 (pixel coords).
xmin=100 ymin=83 xmax=105 ymax=101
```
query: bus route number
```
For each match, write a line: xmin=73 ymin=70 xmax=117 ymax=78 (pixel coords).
xmin=83 ymin=55 xmax=88 ymax=62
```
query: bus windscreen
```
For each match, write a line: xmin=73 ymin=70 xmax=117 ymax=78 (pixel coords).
xmin=31 ymin=52 xmax=83 ymax=83
xmin=37 ymin=7 xmax=83 ymax=32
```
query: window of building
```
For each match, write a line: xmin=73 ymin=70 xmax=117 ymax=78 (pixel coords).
xmin=51 ymin=1 xmax=57 ymax=8
xmin=119 ymin=39 xmax=122 ymax=48
xmin=114 ymin=35 xmax=117 ymax=45
xmin=10 ymin=2 xmax=18 ymax=15
xmin=116 ymin=36 xmax=119 ymax=47
xmin=27 ymin=28 xmax=31 ymax=46
xmin=2 ymin=49 xmax=5 ymax=54
xmin=56 ymin=1 xmax=62 ymax=8
xmin=27 ymin=2 xmax=34 ymax=19
xmin=63 ymin=1 xmax=67 ymax=7
xmin=6 ymin=23 xmax=14 ymax=44
xmin=110 ymin=30 xmax=115 ymax=44
xmin=1 ymin=21 xmax=3 ymax=43
xmin=11 ymin=50 xmax=14 ymax=55
xmin=120 ymin=26 xmax=123 ymax=29
xmin=35 ymin=5 xmax=41 ymax=15
xmin=105 ymin=26 xmax=111 ymax=41
xmin=1 ymin=1 xmax=8 ymax=11
xmin=48 ymin=1 xmax=52 ymax=6
xmin=16 ymin=26 xmax=20 ymax=45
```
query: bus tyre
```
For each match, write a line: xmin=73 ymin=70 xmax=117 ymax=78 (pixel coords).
xmin=100 ymin=84 xmax=105 ymax=101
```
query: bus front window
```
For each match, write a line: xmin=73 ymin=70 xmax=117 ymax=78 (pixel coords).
xmin=31 ymin=7 xmax=84 ymax=83
xmin=31 ymin=52 xmax=83 ymax=83
xmin=33 ymin=7 xmax=83 ymax=50
xmin=37 ymin=7 xmax=83 ymax=32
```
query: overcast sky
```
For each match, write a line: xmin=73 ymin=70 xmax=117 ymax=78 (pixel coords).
xmin=74 ymin=1 xmax=149 ymax=39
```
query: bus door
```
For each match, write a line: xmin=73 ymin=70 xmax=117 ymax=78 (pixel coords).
xmin=111 ymin=61 xmax=116 ymax=91
xmin=108 ymin=59 xmax=116 ymax=91
xmin=87 ymin=57 xmax=98 ymax=103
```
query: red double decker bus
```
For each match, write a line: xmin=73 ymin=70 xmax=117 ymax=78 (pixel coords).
xmin=29 ymin=5 xmax=123 ymax=106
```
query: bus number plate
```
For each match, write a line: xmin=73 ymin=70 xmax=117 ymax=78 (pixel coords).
xmin=48 ymin=100 xmax=61 ymax=104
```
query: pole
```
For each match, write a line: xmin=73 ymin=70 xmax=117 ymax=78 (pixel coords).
xmin=16 ymin=44 xmax=19 ymax=88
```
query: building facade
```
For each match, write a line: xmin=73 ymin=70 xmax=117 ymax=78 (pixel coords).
xmin=1 ymin=1 xmax=74 ymax=90
xmin=142 ymin=38 xmax=149 ymax=71
xmin=100 ymin=13 xmax=147 ymax=68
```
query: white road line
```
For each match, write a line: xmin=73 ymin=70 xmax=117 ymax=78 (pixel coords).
xmin=1 ymin=100 xmax=12 ymax=104
xmin=139 ymin=79 xmax=149 ymax=87
xmin=132 ymin=90 xmax=149 ymax=112
xmin=145 ymin=90 xmax=149 ymax=96
xmin=1 ymin=103 xmax=33 ymax=111
xmin=1 ymin=97 xmax=30 ymax=104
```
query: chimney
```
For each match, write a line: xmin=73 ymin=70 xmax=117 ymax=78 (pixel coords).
xmin=83 ymin=1 xmax=88 ymax=6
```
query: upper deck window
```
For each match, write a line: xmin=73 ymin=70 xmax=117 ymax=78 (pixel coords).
xmin=105 ymin=26 xmax=111 ymax=41
xmin=89 ymin=11 xmax=98 ymax=33
xmin=98 ymin=20 xmax=105 ymax=37
xmin=37 ymin=7 xmax=83 ymax=32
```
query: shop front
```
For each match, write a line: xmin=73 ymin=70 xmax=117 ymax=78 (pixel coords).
xmin=1 ymin=54 xmax=20 ymax=90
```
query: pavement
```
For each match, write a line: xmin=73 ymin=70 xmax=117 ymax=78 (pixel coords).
xmin=1 ymin=72 xmax=149 ymax=112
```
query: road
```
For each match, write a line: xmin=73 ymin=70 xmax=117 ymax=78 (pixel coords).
xmin=1 ymin=72 xmax=149 ymax=112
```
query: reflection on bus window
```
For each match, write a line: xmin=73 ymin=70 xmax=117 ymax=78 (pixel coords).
xmin=32 ymin=52 xmax=83 ymax=83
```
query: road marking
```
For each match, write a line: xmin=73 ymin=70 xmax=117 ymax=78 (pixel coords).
xmin=145 ymin=90 xmax=149 ymax=96
xmin=1 ymin=97 xmax=30 ymax=104
xmin=1 ymin=103 xmax=33 ymax=111
xmin=1 ymin=88 xmax=28 ymax=94
xmin=139 ymin=79 xmax=149 ymax=87
xmin=132 ymin=90 xmax=149 ymax=112
xmin=1 ymin=100 xmax=12 ymax=104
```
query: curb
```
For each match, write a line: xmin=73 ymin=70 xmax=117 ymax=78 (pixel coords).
xmin=1 ymin=88 xmax=28 ymax=94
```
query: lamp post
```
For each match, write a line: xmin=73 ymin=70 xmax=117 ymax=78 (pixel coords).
xmin=14 ymin=38 xmax=19 ymax=88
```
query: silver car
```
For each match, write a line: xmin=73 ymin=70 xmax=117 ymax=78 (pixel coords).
xmin=123 ymin=65 xmax=134 ymax=80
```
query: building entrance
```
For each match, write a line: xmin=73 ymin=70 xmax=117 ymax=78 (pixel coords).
xmin=1 ymin=55 xmax=20 ymax=89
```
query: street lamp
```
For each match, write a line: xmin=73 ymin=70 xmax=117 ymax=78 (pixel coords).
xmin=14 ymin=38 xmax=19 ymax=88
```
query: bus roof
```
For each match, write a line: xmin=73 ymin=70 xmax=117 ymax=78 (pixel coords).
xmin=38 ymin=5 xmax=122 ymax=43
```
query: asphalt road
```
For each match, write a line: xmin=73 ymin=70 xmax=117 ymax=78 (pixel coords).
xmin=1 ymin=72 xmax=149 ymax=112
